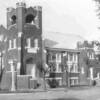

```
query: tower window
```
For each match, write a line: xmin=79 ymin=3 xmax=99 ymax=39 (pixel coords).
xmin=25 ymin=14 xmax=35 ymax=24
xmin=11 ymin=15 xmax=16 ymax=24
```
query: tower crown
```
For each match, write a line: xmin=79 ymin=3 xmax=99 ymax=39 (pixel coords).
xmin=7 ymin=7 xmax=15 ymax=12
xmin=16 ymin=2 xmax=26 ymax=8
xmin=34 ymin=6 xmax=42 ymax=11
xmin=7 ymin=2 xmax=42 ymax=30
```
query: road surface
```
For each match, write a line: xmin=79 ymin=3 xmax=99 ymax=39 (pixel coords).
xmin=0 ymin=86 xmax=100 ymax=100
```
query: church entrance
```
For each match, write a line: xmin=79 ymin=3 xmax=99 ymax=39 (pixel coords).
xmin=26 ymin=57 xmax=37 ymax=78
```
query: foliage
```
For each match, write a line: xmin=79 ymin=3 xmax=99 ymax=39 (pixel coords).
xmin=94 ymin=0 xmax=100 ymax=4
xmin=83 ymin=54 xmax=99 ymax=68
xmin=93 ymin=0 xmax=100 ymax=19
xmin=47 ymin=78 xmax=59 ymax=88
xmin=48 ymin=62 xmax=56 ymax=72
xmin=87 ymin=59 xmax=99 ymax=67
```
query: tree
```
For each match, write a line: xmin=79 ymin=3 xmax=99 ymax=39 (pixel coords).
xmin=93 ymin=0 xmax=100 ymax=19
xmin=0 ymin=36 xmax=7 ymax=83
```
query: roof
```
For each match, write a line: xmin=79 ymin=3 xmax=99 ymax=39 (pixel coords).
xmin=45 ymin=47 xmax=80 ymax=53
xmin=44 ymin=32 xmax=85 ymax=49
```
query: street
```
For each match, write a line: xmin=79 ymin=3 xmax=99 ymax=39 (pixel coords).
xmin=0 ymin=86 xmax=100 ymax=100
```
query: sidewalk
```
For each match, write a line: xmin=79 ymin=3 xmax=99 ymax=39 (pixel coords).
xmin=0 ymin=86 xmax=99 ymax=100
xmin=0 ymin=85 xmax=92 ymax=94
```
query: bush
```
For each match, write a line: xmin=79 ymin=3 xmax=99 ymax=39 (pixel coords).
xmin=47 ymin=79 xmax=59 ymax=88
xmin=92 ymin=80 xmax=96 ymax=86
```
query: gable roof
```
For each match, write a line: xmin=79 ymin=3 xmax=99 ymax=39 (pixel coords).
xmin=44 ymin=32 xmax=85 ymax=49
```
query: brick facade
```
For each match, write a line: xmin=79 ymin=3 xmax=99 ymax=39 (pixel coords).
xmin=77 ymin=41 xmax=100 ymax=85
xmin=45 ymin=47 xmax=80 ymax=87
xmin=0 ymin=2 xmax=43 ymax=90
xmin=0 ymin=2 xmax=99 ymax=90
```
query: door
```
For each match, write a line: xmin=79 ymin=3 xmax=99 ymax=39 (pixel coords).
xmin=26 ymin=64 xmax=36 ymax=78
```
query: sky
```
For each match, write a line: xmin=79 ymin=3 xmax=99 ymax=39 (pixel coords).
xmin=0 ymin=0 xmax=100 ymax=41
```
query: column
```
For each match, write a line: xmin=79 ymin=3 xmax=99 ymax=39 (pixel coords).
xmin=17 ymin=32 xmax=23 ymax=75
xmin=56 ymin=54 xmax=59 ymax=72
xmin=68 ymin=53 xmax=70 ymax=61
xmin=90 ymin=68 xmax=93 ymax=80
xmin=9 ymin=60 xmax=16 ymax=91
xmin=73 ymin=54 xmax=74 ymax=62
xmin=31 ymin=64 xmax=36 ymax=79
xmin=56 ymin=63 xmax=59 ymax=72
xmin=76 ymin=54 xmax=78 ymax=63
xmin=97 ymin=73 xmax=99 ymax=79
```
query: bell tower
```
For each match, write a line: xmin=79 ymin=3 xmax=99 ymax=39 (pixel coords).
xmin=7 ymin=2 xmax=26 ymax=31
xmin=0 ymin=1 xmax=43 ymax=90
xmin=6 ymin=1 xmax=43 ymax=76
xmin=16 ymin=2 xmax=26 ymax=32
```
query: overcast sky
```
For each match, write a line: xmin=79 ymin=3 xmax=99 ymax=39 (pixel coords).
xmin=0 ymin=0 xmax=100 ymax=41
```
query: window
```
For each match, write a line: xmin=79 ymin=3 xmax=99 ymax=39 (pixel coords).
xmin=74 ymin=65 xmax=78 ymax=72
xmin=81 ymin=67 xmax=85 ymax=74
xmin=87 ymin=52 xmax=89 ymax=57
xmin=13 ymin=39 xmax=16 ymax=49
xmin=74 ymin=54 xmax=78 ymax=62
xmin=8 ymin=39 xmax=17 ymax=50
xmin=92 ymin=53 xmax=94 ymax=59
xmin=69 ymin=54 xmax=73 ymax=61
xmin=11 ymin=15 xmax=17 ymax=24
xmin=71 ymin=79 xmax=74 ymax=85
xmin=9 ymin=40 xmax=12 ymax=50
xmin=52 ymin=54 xmax=56 ymax=61
xmin=34 ymin=39 xmax=38 ymax=48
xmin=25 ymin=14 xmax=35 ymax=24
xmin=70 ymin=64 xmax=78 ymax=73
xmin=26 ymin=38 xmax=31 ymax=48
xmin=70 ymin=79 xmax=79 ymax=86
xmin=35 ymin=16 xmax=39 ymax=28
xmin=56 ymin=53 xmax=61 ymax=63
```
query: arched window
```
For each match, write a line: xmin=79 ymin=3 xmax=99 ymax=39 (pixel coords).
xmin=25 ymin=14 xmax=35 ymax=24
xmin=11 ymin=15 xmax=17 ymax=24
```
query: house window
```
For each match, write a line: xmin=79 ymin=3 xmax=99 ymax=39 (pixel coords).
xmin=81 ymin=67 xmax=85 ymax=74
xmin=13 ymin=39 xmax=16 ymax=49
xmin=89 ymin=54 xmax=92 ymax=59
xmin=70 ymin=64 xmax=78 ymax=73
xmin=56 ymin=53 xmax=61 ymax=63
xmin=92 ymin=53 xmax=94 ymax=59
xmin=74 ymin=54 xmax=78 ymax=62
xmin=69 ymin=54 xmax=73 ymax=61
xmin=9 ymin=40 xmax=12 ymax=50
xmin=74 ymin=65 xmax=78 ymax=72
xmin=87 ymin=52 xmax=89 ymax=57
xmin=52 ymin=54 xmax=56 ymax=61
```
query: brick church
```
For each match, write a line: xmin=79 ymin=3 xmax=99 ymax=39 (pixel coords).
xmin=0 ymin=1 xmax=97 ymax=91
xmin=0 ymin=2 xmax=43 ymax=90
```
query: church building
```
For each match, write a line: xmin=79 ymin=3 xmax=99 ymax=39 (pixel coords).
xmin=0 ymin=1 xmax=93 ymax=91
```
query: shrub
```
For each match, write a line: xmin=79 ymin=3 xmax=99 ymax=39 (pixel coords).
xmin=47 ymin=79 xmax=59 ymax=88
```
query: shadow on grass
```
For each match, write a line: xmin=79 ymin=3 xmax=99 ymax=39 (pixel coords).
xmin=41 ymin=98 xmax=81 ymax=100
